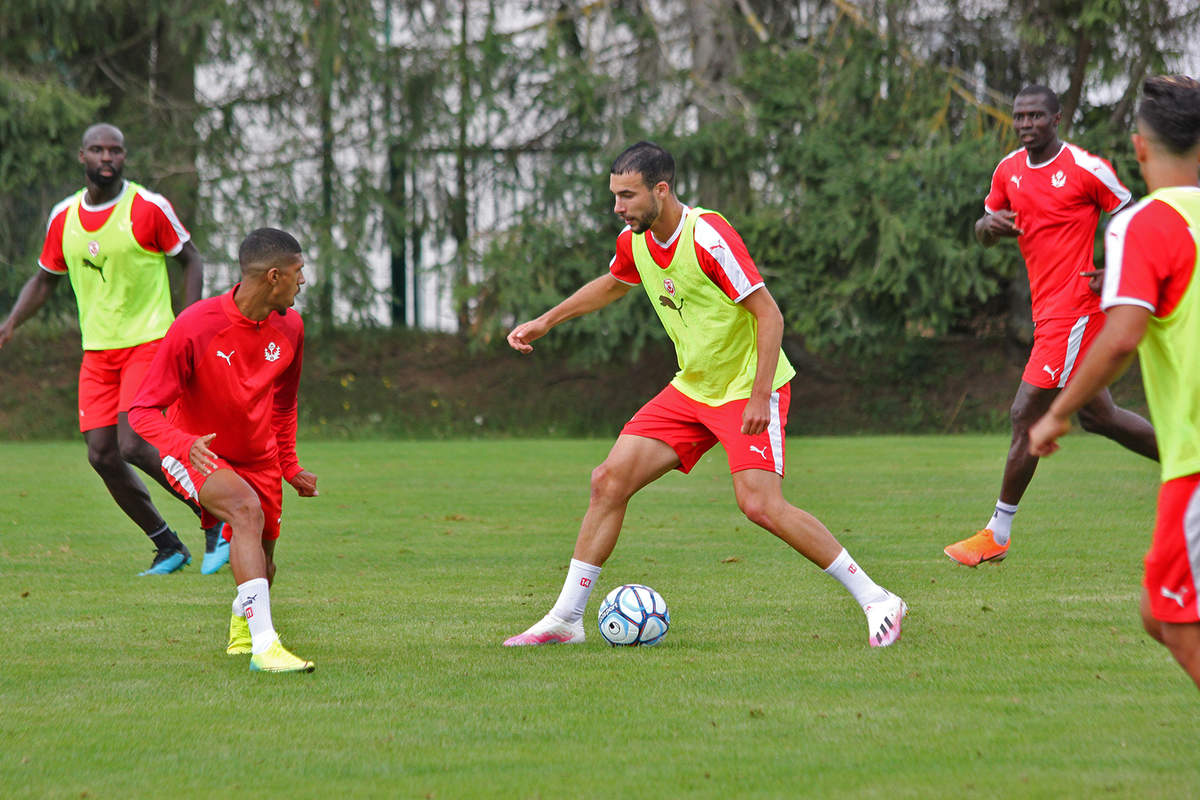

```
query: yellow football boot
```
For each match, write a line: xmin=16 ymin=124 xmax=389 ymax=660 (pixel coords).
xmin=226 ymin=614 xmax=252 ymax=655
xmin=249 ymin=638 xmax=315 ymax=673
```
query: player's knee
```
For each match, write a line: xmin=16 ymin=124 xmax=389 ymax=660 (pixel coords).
xmin=736 ymin=492 xmax=774 ymax=530
xmin=86 ymin=443 xmax=122 ymax=476
xmin=1076 ymin=405 xmax=1112 ymax=434
xmin=590 ymin=461 xmax=631 ymax=504
xmin=228 ymin=498 xmax=266 ymax=537
xmin=1009 ymin=401 xmax=1037 ymax=433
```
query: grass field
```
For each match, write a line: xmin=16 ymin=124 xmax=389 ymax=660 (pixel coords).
xmin=1 ymin=435 xmax=1196 ymax=798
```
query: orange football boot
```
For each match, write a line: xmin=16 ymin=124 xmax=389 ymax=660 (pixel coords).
xmin=944 ymin=529 xmax=1009 ymax=566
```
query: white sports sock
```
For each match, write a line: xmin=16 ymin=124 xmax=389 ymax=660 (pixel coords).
xmin=823 ymin=548 xmax=888 ymax=608
xmin=237 ymin=578 xmax=277 ymax=654
xmin=231 ymin=594 xmax=244 ymax=618
xmin=987 ymin=501 xmax=1019 ymax=545
xmin=549 ymin=559 xmax=602 ymax=623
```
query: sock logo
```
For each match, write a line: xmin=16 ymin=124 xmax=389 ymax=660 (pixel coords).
xmin=848 ymin=563 xmax=858 ymax=574
xmin=580 ymin=577 xmax=592 ymax=588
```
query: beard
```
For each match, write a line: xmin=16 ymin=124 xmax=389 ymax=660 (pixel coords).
xmin=627 ymin=196 xmax=660 ymax=234
xmin=86 ymin=164 xmax=122 ymax=187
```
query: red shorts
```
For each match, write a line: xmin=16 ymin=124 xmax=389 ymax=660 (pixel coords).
xmin=621 ymin=383 xmax=790 ymax=475
xmin=77 ymin=340 xmax=162 ymax=432
xmin=160 ymin=453 xmax=284 ymax=540
xmin=1022 ymin=314 xmax=1103 ymax=389
xmin=1144 ymin=473 xmax=1200 ymax=624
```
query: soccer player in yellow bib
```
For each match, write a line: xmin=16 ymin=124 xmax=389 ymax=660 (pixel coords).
xmin=0 ymin=123 xmax=227 ymax=576
xmin=504 ymin=141 xmax=907 ymax=648
xmin=1029 ymin=76 xmax=1200 ymax=689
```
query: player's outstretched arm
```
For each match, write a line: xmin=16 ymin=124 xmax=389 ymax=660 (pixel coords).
xmin=507 ymin=273 xmax=630 ymax=353
xmin=0 ymin=270 xmax=61 ymax=350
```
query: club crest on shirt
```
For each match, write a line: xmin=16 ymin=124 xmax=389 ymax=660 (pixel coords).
xmin=1051 ymin=170 xmax=1067 ymax=188
xmin=87 ymin=240 xmax=100 ymax=257
xmin=264 ymin=342 xmax=281 ymax=362
xmin=663 ymin=278 xmax=676 ymax=296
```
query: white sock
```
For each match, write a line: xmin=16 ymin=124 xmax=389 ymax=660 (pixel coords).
xmin=823 ymin=548 xmax=888 ymax=608
xmin=987 ymin=501 xmax=1018 ymax=545
xmin=549 ymin=559 xmax=602 ymax=623
xmin=237 ymin=578 xmax=277 ymax=654
xmin=231 ymin=594 xmax=244 ymax=618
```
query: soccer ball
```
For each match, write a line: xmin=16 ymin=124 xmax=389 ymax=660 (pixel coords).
xmin=597 ymin=584 xmax=670 ymax=646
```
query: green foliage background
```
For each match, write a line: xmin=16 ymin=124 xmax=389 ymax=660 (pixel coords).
xmin=1 ymin=0 xmax=1197 ymax=364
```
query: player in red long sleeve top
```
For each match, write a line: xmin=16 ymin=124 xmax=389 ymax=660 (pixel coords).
xmin=131 ymin=228 xmax=318 ymax=674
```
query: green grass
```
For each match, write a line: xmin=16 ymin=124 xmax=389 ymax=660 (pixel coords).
xmin=0 ymin=436 xmax=1194 ymax=798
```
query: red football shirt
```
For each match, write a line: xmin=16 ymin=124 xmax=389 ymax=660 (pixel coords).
xmin=984 ymin=143 xmax=1131 ymax=323
xmin=129 ymin=286 xmax=304 ymax=480
xmin=38 ymin=180 xmax=189 ymax=274
xmin=608 ymin=207 xmax=765 ymax=301
xmin=1101 ymin=193 xmax=1199 ymax=317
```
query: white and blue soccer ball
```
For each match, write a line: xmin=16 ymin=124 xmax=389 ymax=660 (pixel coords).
xmin=597 ymin=584 xmax=670 ymax=646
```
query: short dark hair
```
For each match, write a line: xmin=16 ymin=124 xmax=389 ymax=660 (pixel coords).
xmin=1015 ymin=85 xmax=1061 ymax=114
xmin=610 ymin=141 xmax=675 ymax=190
xmin=238 ymin=227 xmax=302 ymax=274
xmin=1137 ymin=75 xmax=1200 ymax=155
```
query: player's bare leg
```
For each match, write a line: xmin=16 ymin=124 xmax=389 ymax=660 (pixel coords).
xmin=504 ymin=435 xmax=679 ymax=646
xmin=84 ymin=423 xmax=193 ymax=575
xmin=1077 ymin=389 xmax=1158 ymax=461
xmin=200 ymin=469 xmax=311 ymax=672
xmin=731 ymin=469 xmax=841 ymax=567
xmin=572 ymin=434 xmax=681 ymax=565
xmin=732 ymin=469 xmax=906 ymax=647
xmin=116 ymin=412 xmax=228 ymax=573
xmin=115 ymin=413 xmax=202 ymax=514
xmin=999 ymin=381 xmax=1058 ymax=507
xmin=1141 ymin=587 xmax=1200 ymax=690
xmin=946 ymin=381 xmax=1055 ymax=566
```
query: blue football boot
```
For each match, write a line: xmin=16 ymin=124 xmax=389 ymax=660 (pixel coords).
xmin=139 ymin=542 xmax=192 ymax=576
xmin=201 ymin=522 xmax=230 ymax=575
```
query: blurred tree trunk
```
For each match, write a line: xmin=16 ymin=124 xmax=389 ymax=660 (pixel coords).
xmin=689 ymin=0 xmax=749 ymax=210
xmin=316 ymin=0 xmax=338 ymax=335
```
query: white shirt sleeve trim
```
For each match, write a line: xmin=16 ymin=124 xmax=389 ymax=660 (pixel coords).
xmin=693 ymin=216 xmax=756 ymax=298
xmin=735 ymin=282 xmax=765 ymax=303
xmin=1101 ymin=296 xmax=1155 ymax=313
xmin=135 ymin=186 xmax=191 ymax=247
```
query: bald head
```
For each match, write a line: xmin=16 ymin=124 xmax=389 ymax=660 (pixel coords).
xmin=79 ymin=123 xmax=126 ymax=192
xmin=81 ymin=123 xmax=124 ymax=150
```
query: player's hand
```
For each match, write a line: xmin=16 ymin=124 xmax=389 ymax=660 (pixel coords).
xmin=189 ymin=433 xmax=218 ymax=475
xmin=0 ymin=322 xmax=14 ymax=351
xmin=741 ymin=396 xmax=770 ymax=436
xmin=289 ymin=470 xmax=319 ymax=497
xmin=507 ymin=319 xmax=547 ymax=354
xmin=1082 ymin=268 xmax=1104 ymax=296
xmin=1028 ymin=413 xmax=1070 ymax=457
xmin=982 ymin=210 xmax=1023 ymax=239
